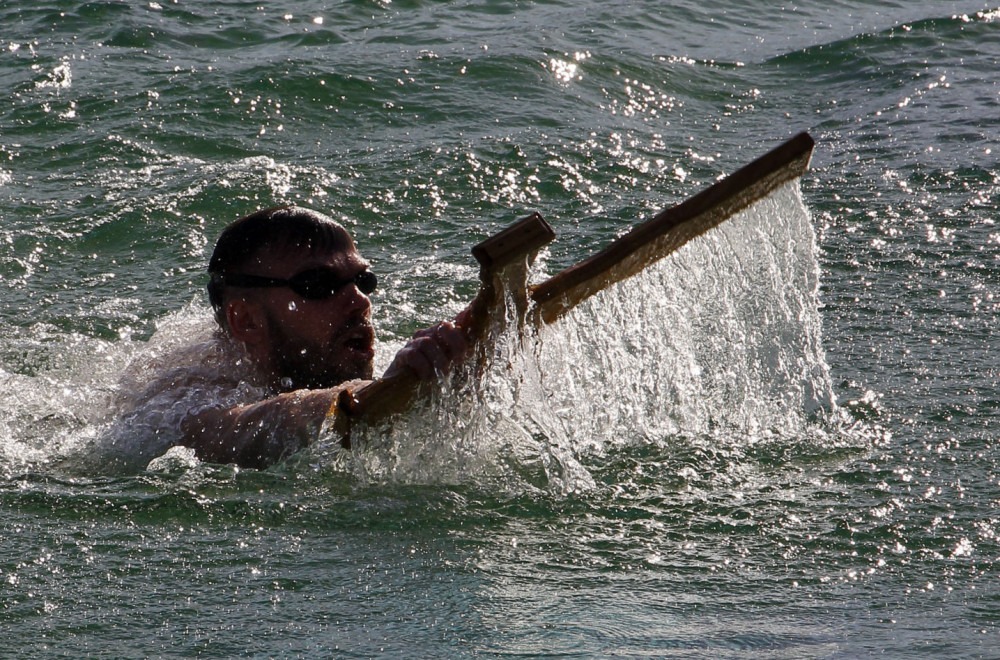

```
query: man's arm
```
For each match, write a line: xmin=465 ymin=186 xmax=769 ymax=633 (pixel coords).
xmin=180 ymin=387 xmax=341 ymax=469
xmin=180 ymin=319 xmax=469 ymax=469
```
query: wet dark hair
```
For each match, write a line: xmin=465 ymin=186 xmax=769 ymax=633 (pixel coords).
xmin=207 ymin=205 xmax=354 ymax=326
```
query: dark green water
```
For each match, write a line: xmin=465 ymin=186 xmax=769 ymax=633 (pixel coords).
xmin=2 ymin=1 xmax=1000 ymax=656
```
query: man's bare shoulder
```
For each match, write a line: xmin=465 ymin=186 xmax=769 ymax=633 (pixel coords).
xmin=115 ymin=312 xmax=266 ymax=415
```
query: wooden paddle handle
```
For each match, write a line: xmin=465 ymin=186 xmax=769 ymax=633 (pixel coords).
xmin=330 ymin=213 xmax=555 ymax=432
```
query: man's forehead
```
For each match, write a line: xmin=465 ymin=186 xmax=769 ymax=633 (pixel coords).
xmin=249 ymin=242 xmax=369 ymax=273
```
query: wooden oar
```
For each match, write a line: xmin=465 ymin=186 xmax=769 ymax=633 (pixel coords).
xmin=328 ymin=131 xmax=815 ymax=439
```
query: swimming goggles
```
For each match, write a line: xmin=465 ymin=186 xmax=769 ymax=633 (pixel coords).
xmin=218 ymin=267 xmax=377 ymax=300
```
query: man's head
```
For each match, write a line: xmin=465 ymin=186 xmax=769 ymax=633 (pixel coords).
xmin=208 ymin=206 xmax=377 ymax=390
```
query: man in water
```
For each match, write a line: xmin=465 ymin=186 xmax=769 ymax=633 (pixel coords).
xmin=106 ymin=206 xmax=468 ymax=471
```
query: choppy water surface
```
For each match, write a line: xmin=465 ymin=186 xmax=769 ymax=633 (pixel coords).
xmin=2 ymin=1 xmax=1000 ymax=656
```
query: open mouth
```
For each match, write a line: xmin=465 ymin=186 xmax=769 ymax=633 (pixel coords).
xmin=345 ymin=336 xmax=372 ymax=352
xmin=342 ymin=325 xmax=375 ymax=356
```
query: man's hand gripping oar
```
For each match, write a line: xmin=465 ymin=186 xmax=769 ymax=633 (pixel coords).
xmin=328 ymin=213 xmax=556 ymax=444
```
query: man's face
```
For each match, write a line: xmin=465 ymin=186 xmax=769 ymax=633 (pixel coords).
xmin=245 ymin=242 xmax=376 ymax=390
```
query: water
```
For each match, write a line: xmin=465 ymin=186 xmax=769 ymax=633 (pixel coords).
xmin=2 ymin=0 xmax=1000 ymax=656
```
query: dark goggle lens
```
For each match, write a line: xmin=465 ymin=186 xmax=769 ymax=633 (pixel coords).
xmin=353 ymin=269 xmax=378 ymax=295
xmin=291 ymin=269 xmax=377 ymax=299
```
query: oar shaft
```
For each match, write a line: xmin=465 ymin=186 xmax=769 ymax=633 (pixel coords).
xmin=530 ymin=132 xmax=815 ymax=323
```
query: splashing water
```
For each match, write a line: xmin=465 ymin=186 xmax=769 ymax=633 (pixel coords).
xmin=0 ymin=182 xmax=840 ymax=486
xmin=0 ymin=324 xmax=127 ymax=477
xmin=539 ymin=182 xmax=835 ymax=444
xmin=317 ymin=182 xmax=840 ymax=493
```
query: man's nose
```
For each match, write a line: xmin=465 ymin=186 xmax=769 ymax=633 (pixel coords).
xmin=341 ymin=282 xmax=372 ymax=314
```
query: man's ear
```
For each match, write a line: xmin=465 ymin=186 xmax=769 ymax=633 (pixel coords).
xmin=225 ymin=298 xmax=268 ymax=347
